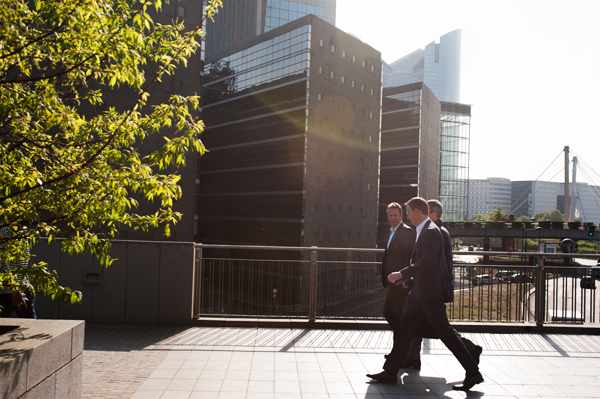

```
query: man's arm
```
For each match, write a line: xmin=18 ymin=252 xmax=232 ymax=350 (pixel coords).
xmin=389 ymin=227 xmax=442 ymax=283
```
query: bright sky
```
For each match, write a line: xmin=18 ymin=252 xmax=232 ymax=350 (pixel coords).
xmin=336 ymin=0 xmax=600 ymax=185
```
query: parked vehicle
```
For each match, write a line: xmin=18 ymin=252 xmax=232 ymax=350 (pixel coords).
xmin=495 ymin=270 xmax=517 ymax=282
xmin=472 ymin=274 xmax=498 ymax=286
xmin=512 ymin=274 xmax=534 ymax=283
xmin=580 ymin=276 xmax=596 ymax=289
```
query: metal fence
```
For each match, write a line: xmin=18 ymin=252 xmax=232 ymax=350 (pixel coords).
xmin=193 ymin=244 xmax=600 ymax=326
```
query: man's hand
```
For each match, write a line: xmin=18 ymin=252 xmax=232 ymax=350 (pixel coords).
xmin=388 ymin=271 xmax=403 ymax=284
xmin=12 ymin=291 xmax=27 ymax=309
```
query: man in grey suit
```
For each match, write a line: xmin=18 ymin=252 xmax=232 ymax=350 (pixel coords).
xmin=367 ymin=197 xmax=483 ymax=391
xmin=381 ymin=203 xmax=416 ymax=351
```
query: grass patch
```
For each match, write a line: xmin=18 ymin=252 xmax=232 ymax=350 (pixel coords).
xmin=448 ymin=282 xmax=533 ymax=322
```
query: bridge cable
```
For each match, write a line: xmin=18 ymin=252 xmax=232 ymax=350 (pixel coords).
xmin=508 ymin=149 xmax=565 ymax=216
xmin=569 ymin=149 xmax=600 ymax=220
xmin=574 ymin=165 xmax=600 ymax=218
xmin=574 ymin=183 xmax=588 ymax=223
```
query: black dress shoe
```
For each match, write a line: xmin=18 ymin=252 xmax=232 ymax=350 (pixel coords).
xmin=452 ymin=372 xmax=484 ymax=391
xmin=471 ymin=345 xmax=483 ymax=365
xmin=366 ymin=370 xmax=397 ymax=384
xmin=399 ymin=359 xmax=421 ymax=369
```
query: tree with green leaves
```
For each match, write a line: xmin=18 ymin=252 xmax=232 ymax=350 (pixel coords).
xmin=472 ymin=214 xmax=487 ymax=222
xmin=487 ymin=205 xmax=509 ymax=222
xmin=533 ymin=210 xmax=564 ymax=222
xmin=0 ymin=0 xmax=222 ymax=306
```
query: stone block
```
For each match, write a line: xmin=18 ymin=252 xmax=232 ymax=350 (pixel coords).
xmin=126 ymin=241 xmax=161 ymax=324
xmin=159 ymin=242 xmax=195 ymax=324
xmin=57 ymin=251 xmax=94 ymax=322
xmin=0 ymin=319 xmax=83 ymax=399
xmin=71 ymin=320 xmax=85 ymax=358
xmin=91 ymin=242 xmax=127 ymax=324
xmin=21 ymin=373 xmax=56 ymax=399
xmin=55 ymin=354 xmax=82 ymax=399
xmin=0 ymin=352 xmax=28 ymax=399
xmin=27 ymin=328 xmax=72 ymax=389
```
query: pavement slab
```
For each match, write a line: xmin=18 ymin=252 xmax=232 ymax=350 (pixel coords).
xmin=82 ymin=325 xmax=600 ymax=398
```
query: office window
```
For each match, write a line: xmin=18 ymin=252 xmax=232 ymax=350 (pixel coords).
xmin=352 ymin=55 xmax=356 ymax=63
xmin=318 ymin=66 xmax=322 ymax=74
xmin=341 ymin=76 xmax=345 ymax=83
xmin=331 ymin=44 xmax=335 ymax=53
xmin=319 ymin=39 xmax=323 ymax=47
xmin=342 ymin=50 xmax=346 ymax=58
xmin=178 ymin=6 xmax=185 ymax=17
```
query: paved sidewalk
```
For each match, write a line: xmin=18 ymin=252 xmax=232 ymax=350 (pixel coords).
xmin=82 ymin=325 xmax=600 ymax=398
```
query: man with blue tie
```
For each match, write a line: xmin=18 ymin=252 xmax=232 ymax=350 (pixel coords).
xmin=367 ymin=197 xmax=483 ymax=391
xmin=381 ymin=203 xmax=415 ymax=351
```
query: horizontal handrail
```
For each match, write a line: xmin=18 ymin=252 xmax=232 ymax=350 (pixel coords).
xmin=193 ymin=245 xmax=599 ymax=325
xmin=195 ymin=243 xmax=600 ymax=258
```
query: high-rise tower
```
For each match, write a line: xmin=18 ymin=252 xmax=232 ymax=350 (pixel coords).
xmin=384 ymin=29 xmax=461 ymax=103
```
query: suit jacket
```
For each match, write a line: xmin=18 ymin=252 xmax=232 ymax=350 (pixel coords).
xmin=399 ymin=219 xmax=453 ymax=303
xmin=435 ymin=219 xmax=454 ymax=302
xmin=381 ymin=222 xmax=415 ymax=288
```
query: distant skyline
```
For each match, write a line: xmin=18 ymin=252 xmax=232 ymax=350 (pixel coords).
xmin=336 ymin=0 xmax=600 ymax=186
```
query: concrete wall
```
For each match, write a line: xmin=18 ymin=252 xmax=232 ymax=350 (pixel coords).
xmin=32 ymin=240 xmax=196 ymax=325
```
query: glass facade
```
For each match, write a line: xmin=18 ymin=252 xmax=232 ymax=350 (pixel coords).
xmin=440 ymin=102 xmax=470 ymax=221
xmin=200 ymin=26 xmax=311 ymax=247
xmin=205 ymin=0 xmax=334 ymax=57
xmin=265 ymin=0 xmax=324 ymax=32
xmin=204 ymin=26 xmax=311 ymax=99
xmin=205 ymin=1 xmax=260 ymax=58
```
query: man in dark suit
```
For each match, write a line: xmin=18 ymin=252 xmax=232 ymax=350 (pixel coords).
xmin=367 ymin=197 xmax=483 ymax=391
xmin=381 ymin=203 xmax=416 ymax=354
xmin=405 ymin=200 xmax=483 ymax=368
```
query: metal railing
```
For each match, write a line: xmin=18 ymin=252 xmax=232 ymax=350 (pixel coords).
xmin=193 ymin=244 xmax=600 ymax=326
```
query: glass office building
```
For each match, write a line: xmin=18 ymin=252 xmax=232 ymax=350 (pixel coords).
xmin=440 ymin=102 xmax=470 ymax=221
xmin=198 ymin=15 xmax=382 ymax=252
xmin=383 ymin=29 xmax=461 ymax=103
xmin=205 ymin=0 xmax=336 ymax=57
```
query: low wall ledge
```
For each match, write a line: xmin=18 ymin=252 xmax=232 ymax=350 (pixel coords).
xmin=0 ymin=319 xmax=85 ymax=399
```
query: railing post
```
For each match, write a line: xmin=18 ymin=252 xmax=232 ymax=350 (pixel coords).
xmin=309 ymin=247 xmax=318 ymax=322
xmin=192 ymin=245 xmax=203 ymax=319
xmin=535 ymin=255 xmax=545 ymax=326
